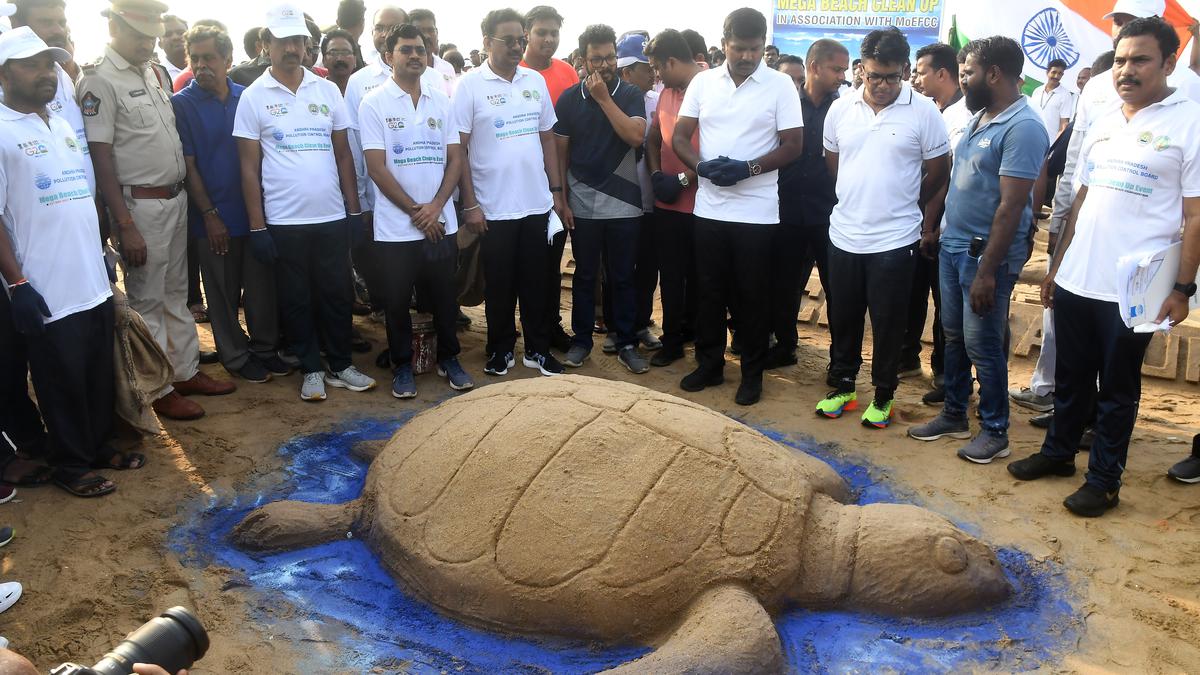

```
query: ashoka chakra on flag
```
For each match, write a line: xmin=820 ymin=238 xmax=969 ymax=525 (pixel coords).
xmin=1022 ymin=8 xmax=1081 ymax=69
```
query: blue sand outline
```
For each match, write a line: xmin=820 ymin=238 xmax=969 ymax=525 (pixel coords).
xmin=169 ymin=417 xmax=1081 ymax=673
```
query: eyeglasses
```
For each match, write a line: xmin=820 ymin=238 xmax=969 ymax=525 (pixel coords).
xmin=587 ymin=55 xmax=618 ymax=67
xmin=489 ymin=34 xmax=528 ymax=50
xmin=325 ymin=49 xmax=355 ymax=58
xmin=865 ymin=72 xmax=903 ymax=85
xmin=397 ymin=45 xmax=427 ymax=56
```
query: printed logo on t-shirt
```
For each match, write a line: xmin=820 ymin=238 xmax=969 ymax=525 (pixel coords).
xmin=494 ymin=119 xmax=505 ymax=129
xmin=392 ymin=143 xmax=405 ymax=155
xmin=48 ymin=100 xmax=63 ymax=114
xmin=266 ymin=103 xmax=289 ymax=117
xmin=977 ymin=138 xmax=991 ymax=149
xmin=1137 ymin=131 xmax=1153 ymax=146
xmin=18 ymin=140 xmax=48 ymax=157
xmin=272 ymin=130 xmax=285 ymax=141
xmin=34 ymin=172 xmax=52 ymax=190
xmin=64 ymin=136 xmax=79 ymax=153
xmin=307 ymin=103 xmax=330 ymax=117
xmin=486 ymin=93 xmax=507 ymax=107
xmin=1153 ymin=136 xmax=1171 ymax=152
xmin=426 ymin=117 xmax=438 ymax=130
xmin=386 ymin=116 xmax=406 ymax=130
xmin=522 ymin=89 xmax=532 ymax=101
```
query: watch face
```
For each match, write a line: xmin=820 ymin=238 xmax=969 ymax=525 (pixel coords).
xmin=677 ymin=172 xmax=689 ymax=187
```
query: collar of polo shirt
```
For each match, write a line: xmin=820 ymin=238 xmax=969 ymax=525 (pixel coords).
xmin=715 ymin=59 xmax=770 ymax=85
xmin=264 ymin=65 xmax=320 ymax=90
xmin=970 ymin=96 xmax=1030 ymax=133
xmin=385 ymin=77 xmax=431 ymax=101
xmin=479 ymin=60 xmax=529 ymax=82
xmin=580 ymin=77 xmax=621 ymax=100
xmin=854 ymin=80 xmax=915 ymax=108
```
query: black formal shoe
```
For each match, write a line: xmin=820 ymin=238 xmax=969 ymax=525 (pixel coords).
xmin=1030 ymin=411 xmax=1053 ymax=429
xmin=258 ymin=354 xmax=293 ymax=376
xmin=1063 ymin=483 xmax=1119 ymax=517
xmin=763 ymin=347 xmax=798 ymax=370
xmin=375 ymin=348 xmax=392 ymax=370
xmin=735 ymin=379 xmax=762 ymax=406
xmin=1007 ymin=453 xmax=1076 ymax=481
xmin=199 ymin=350 xmax=220 ymax=365
xmin=680 ymin=368 xmax=723 ymax=392
xmin=922 ymin=386 xmax=945 ymax=406
xmin=650 ymin=346 xmax=685 ymax=367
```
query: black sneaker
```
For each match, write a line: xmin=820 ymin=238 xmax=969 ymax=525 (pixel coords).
xmin=763 ymin=346 xmax=798 ymax=370
xmin=484 ymin=351 xmax=515 ymax=376
xmin=1007 ymin=453 xmax=1076 ymax=481
xmin=523 ymin=351 xmax=564 ymax=376
xmin=735 ymin=379 xmax=762 ymax=406
xmin=257 ymin=354 xmax=293 ymax=376
xmin=650 ymin=346 xmax=684 ymax=367
xmin=1063 ymin=483 xmax=1120 ymax=517
xmin=1168 ymin=455 xmax=1200 ymax=483
xmin=236 ymin=358 xmax=272 ymax=383
xmin=549 ymin=325 xmax=573 ymax=353
xmin=680 ymin=368 xmax=723 ymax=392
xmin=921 ymin=386 xmax=945 ymax=406
xmin=1030 ymin=411 xmax=1053 ymax=429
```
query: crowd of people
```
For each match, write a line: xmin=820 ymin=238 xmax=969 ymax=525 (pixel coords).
xmin=0 ymin=0 xmax=1196 ymax=606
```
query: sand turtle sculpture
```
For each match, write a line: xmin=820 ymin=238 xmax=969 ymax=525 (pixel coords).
xmin=234 ymin=375 xmax=1011 ymax=672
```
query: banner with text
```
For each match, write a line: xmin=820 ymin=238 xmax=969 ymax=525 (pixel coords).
xmin=771 ymin=0 xmax=946 ymax=64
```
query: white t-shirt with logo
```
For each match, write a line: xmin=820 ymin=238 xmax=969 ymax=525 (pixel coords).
xmin=1056 ymin=91 xmax=1200 ymax=303
xmin=1034 ymin=85 xmax=1072 ymax=137
xmin=0 ymin=106 xmax=110 ymax=323
xmin=0 ymin=65 xmax=91 ymax=194
xmin=344 ymin=59 xmax=391 ymax=212
xmin=678 ymin=61 xmax=803 ymax=225
xmin=824 ymin=83 xmax=950 ymax=254
xmin=451 ymin=62 xmax=555 ymax=221
xmin=232 ymin=68 xmax=350 ymax=225
xmin=359 ymin=79 xmax=459 ymax=242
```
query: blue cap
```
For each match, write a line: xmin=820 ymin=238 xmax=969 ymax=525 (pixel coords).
xmin=616 ymin=33 xmax=648 ymax=69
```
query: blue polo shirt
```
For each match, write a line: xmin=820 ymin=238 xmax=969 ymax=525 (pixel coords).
xmin=553 ymin=79 xmax=647 ymax=219
xmin=172 ymin=78 xmax=250 ymax=238
xmin=943 ymin=97 xmax=1049 ymax=272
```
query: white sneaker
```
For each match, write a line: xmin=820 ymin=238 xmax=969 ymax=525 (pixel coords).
xmin=325 ymin=365 xmax=377 ymax=392
xmin=300 ymin=372 xmax=327 ymax=401
xmin=0 ymin=581 xmax=22 ymax=614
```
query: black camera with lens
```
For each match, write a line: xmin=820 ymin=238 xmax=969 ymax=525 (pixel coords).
xmin=50 ymin=607 xmax=209 ymax=675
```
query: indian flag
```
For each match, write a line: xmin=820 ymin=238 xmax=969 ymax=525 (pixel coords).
xmin=947 ymin=0 xmax=1197 ymax=94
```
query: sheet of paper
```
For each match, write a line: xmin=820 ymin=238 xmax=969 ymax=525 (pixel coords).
xmin=547 ymin=210 xmax=564 ymax=245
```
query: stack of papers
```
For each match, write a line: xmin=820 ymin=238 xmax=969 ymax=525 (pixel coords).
xmin=1117 ymin=241 xmax=1200 ymax=333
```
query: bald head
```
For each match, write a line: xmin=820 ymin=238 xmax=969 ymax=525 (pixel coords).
xmin=372 ymin=6 xmax=408 ymax=55
xmin=0 ymin=649 xmax=39 ymax=675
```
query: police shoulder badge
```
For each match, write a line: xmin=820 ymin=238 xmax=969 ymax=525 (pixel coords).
xmin=81 ymin=92 xmax=101 ymax=117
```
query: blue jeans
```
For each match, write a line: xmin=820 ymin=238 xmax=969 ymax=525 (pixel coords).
xmin=570 ymin=216 xmax=640 ymax=351
xmin=939 ymin=248 xmax=1018 ymax=434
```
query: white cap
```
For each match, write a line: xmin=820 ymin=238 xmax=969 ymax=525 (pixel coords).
xmin=0 ymin=26 xmax=70 ymax=66
xmin=265 ymin=2 xmax=308 ymax=40
xmin=1103 ymin=0 xmax=1166 ymax=20
xmin=0 ymin=3 xmax=15 ymax=17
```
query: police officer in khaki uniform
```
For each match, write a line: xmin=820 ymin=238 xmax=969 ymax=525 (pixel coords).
xmin=79 ymin=0 xmax=235 ymax=421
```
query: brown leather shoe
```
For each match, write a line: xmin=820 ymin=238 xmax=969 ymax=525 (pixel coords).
xmin=152 ymin=391 xmax=205 ymax=420
xmin=173 ymin=371 xmax=237 ymax=396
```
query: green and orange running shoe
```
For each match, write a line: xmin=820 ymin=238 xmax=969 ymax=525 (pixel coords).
xmin=816 ymin=390 xmax=857 ymax=418
xmin=861 ymin=399 xmax=894 ymax=429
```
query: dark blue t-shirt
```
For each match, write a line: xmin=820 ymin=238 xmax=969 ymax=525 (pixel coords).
xmin=553 ymin=79 xmax=646 ymax=219
xmin=172 ymin=78 xmax=250 ymax=238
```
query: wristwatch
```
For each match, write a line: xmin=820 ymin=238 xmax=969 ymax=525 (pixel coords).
xmin=677 ymin=172 xmax=689 ymax=188
xmin=1173 ymin=281 xmax=1198 ymax=298
xmin=748 ymin=160 xmax=763 ymax=176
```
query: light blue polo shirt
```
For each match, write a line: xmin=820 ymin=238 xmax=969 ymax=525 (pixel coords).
xmin=943 ymin=97 xmax=1049 ymax=272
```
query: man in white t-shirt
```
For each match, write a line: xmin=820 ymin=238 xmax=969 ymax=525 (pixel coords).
xmin=1008 ymin=17 xmax=1200 ymax=517
xmin=671 ymin=8 xmax=804 ymax=406
xmin=0 ymin=29 xmax=120 ymax=497
xmin=1033 ymin=58 xmax=1073 ymax=139
xmin=234 ymin=3 xmax=375 ymax=402
xmin=818 ymin=27 xmax=950 ymax=428
xmin=360 ymin=24 xmax=472 ymax=399
xmin=343 ymin=5 xmax=407 ymax=318
xmin=453 ymin=8 xmax=570 ymax=378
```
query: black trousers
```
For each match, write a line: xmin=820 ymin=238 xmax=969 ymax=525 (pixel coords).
xmin=1040 ymin=288 xmax=1152 ymax=491
xmin=545 ymin=228 xmax=568 ymax=334
xmin=26 ymin=299 xmax=115 ymax=478
xmin=379 ymin=236 xmax=461 ymax=368
xmin=693 ymin=218 xmax=774 ymax=381
xmin=654 ymin=208 xmax=698 ymax=351
xmin=271 ymin=220 xmax=354 ymax=375
xmin=0 ymin=288 xmax=45 ymax=452
xmin=634 ymin=211 xmax=658 ymax=330
xmin=352 ymin=235 xmax=387 ymax=312
xmin=901 ymin=253 xmax=944 ymax=375
xmin=827 ymin=241 xmax=918 ymax=400
xmin=771 ymin=223 xmax=831 ymax=353
xmin=187 ymin=237 xmax=204 ymax=308
xmin=483 ymin=212 xmax=550 ymax=356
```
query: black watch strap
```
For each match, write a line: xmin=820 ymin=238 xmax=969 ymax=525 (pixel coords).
xmin=1173 ymin=281 xmax=1197 ymax=298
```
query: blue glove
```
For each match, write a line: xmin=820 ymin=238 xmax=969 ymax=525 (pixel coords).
xmin=10 ymin=283 xmax=50 ymax=336
xmin=650 ymin=171 xmax=684 ymax=204
xmin=696 ymin=157 xmax=727 ymax=180
xmin=349 ymin=212 xmax=370 ymax=247
xmin=249 ymin=228 xmax=277 ymax=264
xmin=708 ymin=158 xmax=752 ymax=187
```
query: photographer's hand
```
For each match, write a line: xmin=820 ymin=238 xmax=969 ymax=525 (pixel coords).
xmin=132 ymin=665 xmax=187 ymax=675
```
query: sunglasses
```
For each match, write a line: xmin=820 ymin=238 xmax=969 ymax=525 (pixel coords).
xmin=489 ymin=35 xmax=528 ymax=50
xmin=397 ymin=45 xmax=427 ymax=56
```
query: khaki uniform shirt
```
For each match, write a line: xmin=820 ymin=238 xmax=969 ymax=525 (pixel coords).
xmin=77 ymin=46 xmax=185 ymax=187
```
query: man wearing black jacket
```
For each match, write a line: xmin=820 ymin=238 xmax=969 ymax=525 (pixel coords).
xmin=767 ymin=39 xmax=847 ymax=369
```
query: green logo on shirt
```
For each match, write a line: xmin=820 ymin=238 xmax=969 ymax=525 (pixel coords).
xmin=1137 ymin=131 xmax=1153 ymax=146
xmin=1152 ymin=136 xmax=1171 ymax=152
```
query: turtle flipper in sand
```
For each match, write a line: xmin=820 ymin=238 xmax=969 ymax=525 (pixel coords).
xmin=234 ymin=376 xmax=1011 ymax=672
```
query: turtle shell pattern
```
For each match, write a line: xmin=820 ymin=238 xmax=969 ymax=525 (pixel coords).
xmin=360 ymin=375 xmax=849 ymax=641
